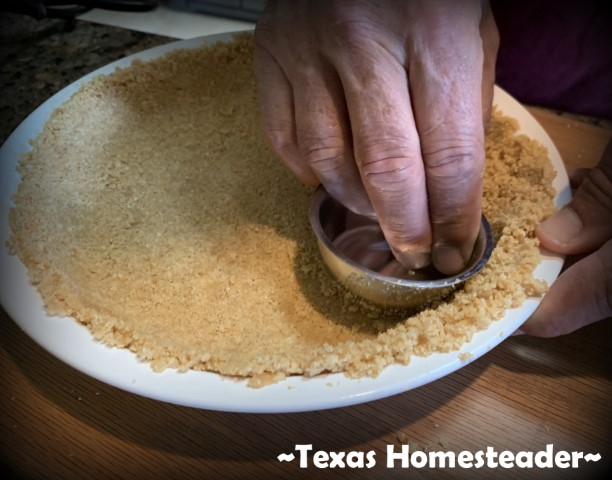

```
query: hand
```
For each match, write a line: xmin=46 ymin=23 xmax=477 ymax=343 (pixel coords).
xmin=254 ymin=0 xmax=499 ymax=274
xmin=521 ymin=139 xmax=612 ymax=336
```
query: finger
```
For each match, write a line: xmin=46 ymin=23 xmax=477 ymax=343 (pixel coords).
xmin=569 ymin=167 xmax=592 ymax=189
xmin=409 ymin=6 xmax=486 ymax=274
xmin=332 ymin=43 xmax=432 ymax=270
xmin=480 ymin=0 xmax=499 ymax=130
xmin=536 ymin=139 xmax=612 ymax=255
xmin=253 ymin=45 xmax=318 ymax=184
xmin=291 ymin=60 xmax=374 ymax=216
xmin=521 ymin=238 xmax=612 ymax=337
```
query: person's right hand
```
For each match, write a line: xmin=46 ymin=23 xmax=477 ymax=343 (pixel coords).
xmin=254 ymin=0 xmax=499 ymax=274
xmin=520 ymin=139 xmax=612 ymax=337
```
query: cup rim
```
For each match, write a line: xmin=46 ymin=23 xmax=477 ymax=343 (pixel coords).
xmin=309 ymin=186 xmax=494 ymax=290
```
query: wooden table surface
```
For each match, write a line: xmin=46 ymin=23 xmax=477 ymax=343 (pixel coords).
xmin=1 ymin=88 xmax=611 ymax=479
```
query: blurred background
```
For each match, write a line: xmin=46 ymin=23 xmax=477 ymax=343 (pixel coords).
xmin=80 ymin=0 xmax=259 ymax=37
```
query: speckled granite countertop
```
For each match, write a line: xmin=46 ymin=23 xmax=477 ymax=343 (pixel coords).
xmin=0 ymin=13 xmax=173 ymax=144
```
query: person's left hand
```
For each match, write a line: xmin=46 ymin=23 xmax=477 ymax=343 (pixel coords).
xmin=520 ymin=139 xmax=612 ymax=336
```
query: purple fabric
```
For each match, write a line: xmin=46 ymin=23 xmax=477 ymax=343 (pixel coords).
xmin=491 ymin=0 xmax=612 ymax=119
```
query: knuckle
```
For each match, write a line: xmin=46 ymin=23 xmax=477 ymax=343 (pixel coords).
xmin=576 ymin=165 xmax=612 ymax=217
xmin=424 ymin=140 xmax=484 ymax=187
xmin=432 ymin=207 xmax=474 ymax=227
xmin=299 ymin=139 xmax=346 ymax=174
xmin=361 ymin=163 xmax=415 ymax=195
xmin=424 ymin=139 xmax=483 ymax=172
xmin=358 ymin=138 xmax=421 ymax=192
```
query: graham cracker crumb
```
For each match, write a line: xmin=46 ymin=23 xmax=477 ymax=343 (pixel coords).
xmin=458 ymin=352 xmax=473 ymax=362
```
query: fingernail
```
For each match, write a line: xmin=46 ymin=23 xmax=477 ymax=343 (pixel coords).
xmin=511 ymin=329 xmax=525 ymax=336
xmin=343 ymin=198 xmax=376 ymax=219
xmin=393 ymin=251 xmax=431 ymax=270
xmin=433 ymin=244 xmax=466 ymax=275
xmin=325 ymin=184 xmax=376 ymax=219
xmin=537 ymin=207 xmax=583 ymax=246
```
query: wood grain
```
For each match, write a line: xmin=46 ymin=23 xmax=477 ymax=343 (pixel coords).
xmin=1 ymin=110 xmax=611 ymax=480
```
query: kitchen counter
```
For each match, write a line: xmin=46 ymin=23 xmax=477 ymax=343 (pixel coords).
xmin=1 ymin=12 xmax=611 ymax=480
xmin=0 ymin=13 xmax=172 ymax=144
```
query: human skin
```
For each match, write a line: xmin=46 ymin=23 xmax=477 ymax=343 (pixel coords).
xmin=522 ymin=139 xmax=612 ymax=336
xmin=254 ymin=0 xmax=610 ymax=336
xmin=254 ymin=0 xmax=499 ymax=274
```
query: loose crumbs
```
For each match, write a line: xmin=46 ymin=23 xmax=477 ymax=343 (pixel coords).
xmin=8 ymin=34 xmax=556 ymax=386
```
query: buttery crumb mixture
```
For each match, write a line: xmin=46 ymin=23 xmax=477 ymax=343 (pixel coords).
xmin=9 ymin=34 xmax=556 ymax=386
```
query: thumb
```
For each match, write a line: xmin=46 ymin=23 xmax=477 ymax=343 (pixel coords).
xmin=524 ymin=139 xmax=612 ymax=337
xmin=520 ymin=239 xmax=612 ymax=337
xmin=535 ymin=140 xmax=612 ymax=255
